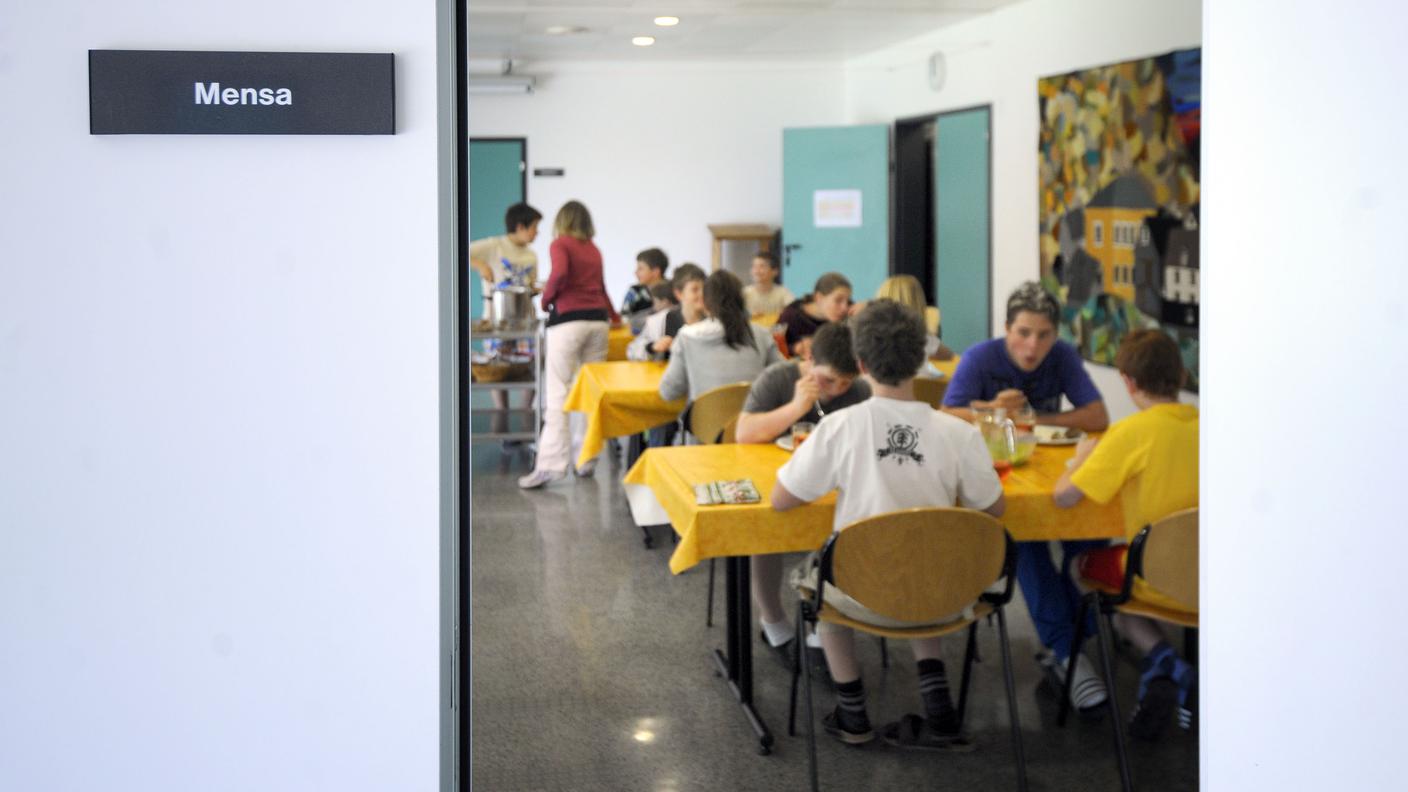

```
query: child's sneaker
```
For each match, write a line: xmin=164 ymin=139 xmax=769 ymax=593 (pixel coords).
xmin=1128 ymin=676 xmax=1178 ymax=740
xmin=821 ymin=706 xmax=874 ymax=745
xmin=1171 ymin=656 xmax=1197 ymax=731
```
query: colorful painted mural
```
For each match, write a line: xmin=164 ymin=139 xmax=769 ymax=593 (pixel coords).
xmin=1038 ymin=47 xmax=1201 ymax=391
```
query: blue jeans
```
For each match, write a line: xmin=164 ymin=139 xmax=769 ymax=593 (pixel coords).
xmin=1015 ymin=539 xmax=1108 ymax=661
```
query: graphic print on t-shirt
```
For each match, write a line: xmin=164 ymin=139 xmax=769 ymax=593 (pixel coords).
xmin=876 ymin=423 xmax=925 ymax=465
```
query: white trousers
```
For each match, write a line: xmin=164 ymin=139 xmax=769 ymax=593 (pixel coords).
xmin=534 ymin=320 xmax=608 ymax=474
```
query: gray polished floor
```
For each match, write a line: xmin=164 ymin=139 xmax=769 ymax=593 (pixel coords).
xmin=469 ymin=443 xmax=1198 ymax=791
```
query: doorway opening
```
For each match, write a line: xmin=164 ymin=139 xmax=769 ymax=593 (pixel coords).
xmin=891 ymin=105 xmax=992 ymax=353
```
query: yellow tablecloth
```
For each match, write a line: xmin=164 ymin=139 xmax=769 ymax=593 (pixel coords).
xmin=623 ymin=440 xmax=1124 ymax=575
xmin=606 ymin=325 xmax=633 ymax=361
xmin=563 ymin=361 xmax=685 ymax=469
xmin=928 ymin=354 xmax=960 ymax=380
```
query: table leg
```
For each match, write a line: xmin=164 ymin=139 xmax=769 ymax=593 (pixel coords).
xmin=709 ymin=555 xmax=774 ymax=755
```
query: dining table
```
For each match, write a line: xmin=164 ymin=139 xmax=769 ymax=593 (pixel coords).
xmin=563 ymin=359 xmax=684 ymax=477
xmin=606 ymin=324 xmax=634 ymax=361
xmin=621 ymin=436 xmax=1124 ymax=755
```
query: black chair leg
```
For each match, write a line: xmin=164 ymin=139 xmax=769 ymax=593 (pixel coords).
xmin=996 ymin=606 xmax=1030 ymax=792
xmin=802 ymin=606 xmax=820 ymax=792
xmin=956 ymin=622 xmax=978 ymax=730
xmin=880 ymin=637 xmax=889 ymax=668
xmin=706 ymin=559 xmax=716 ymax=627
xmin=1095 ymin=608 xmax=1134 ymax=792
xmin=1059 ymin=594 xmax=1092 ymax=727
xmin=789 ymin=604 xmax=803 ymax=737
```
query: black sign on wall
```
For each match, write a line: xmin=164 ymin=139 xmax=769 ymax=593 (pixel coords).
xmin=89 ymin=50 xmax=395 ymax=135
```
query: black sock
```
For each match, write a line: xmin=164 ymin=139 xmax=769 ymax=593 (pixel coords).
xmin=834 ymin=678 xmax=870 ymax=731
xmin=918 ymin=659 xmax=959 ymax=732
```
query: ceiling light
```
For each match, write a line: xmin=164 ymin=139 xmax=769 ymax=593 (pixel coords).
xmin=654 ymin=16 xmax=679 ymax=27
xmin=632 ymin=36 xmax=655 ymax=47
xmin=545 ymin=25 xmax=589 ymax=36
xmin=467 ymin=75 xmax=535 ymax=95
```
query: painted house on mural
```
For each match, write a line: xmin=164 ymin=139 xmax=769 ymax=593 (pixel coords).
xmin=1132 ymin=207 xmax=1200 ymax=328
xmin=1082 ymin=174 xmax=1159 ymax=303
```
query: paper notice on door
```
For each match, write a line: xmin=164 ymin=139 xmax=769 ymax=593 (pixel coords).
xmin=813 ymin=189 xmax=862 ymax=228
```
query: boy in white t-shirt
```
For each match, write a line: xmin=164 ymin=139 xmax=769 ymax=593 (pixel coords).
xmin=773 ymin=299 xmax=1006 ymax=750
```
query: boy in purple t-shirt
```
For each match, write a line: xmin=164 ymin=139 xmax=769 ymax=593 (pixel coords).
xmin=942 ymin=282 xmax=1112 ymax=715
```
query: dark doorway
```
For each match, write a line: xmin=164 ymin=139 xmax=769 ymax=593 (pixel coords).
xmin=892 ymin=116 xmax=937 ymax=303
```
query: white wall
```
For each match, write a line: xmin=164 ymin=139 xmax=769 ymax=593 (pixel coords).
xmin=843 ymin=0 xmax=1202 ymax=419
xmin=0 ymin=3 xmax=440 ymax=790
xmin=1204 ymin=2 xmax=1408 ymax=788
xmin=468 ymin=61 xmax=846 ymax=303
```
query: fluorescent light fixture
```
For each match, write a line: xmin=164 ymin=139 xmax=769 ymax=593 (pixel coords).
xmin=545 ymin=25 xmax=589 ymax=35
xmin=632 ymin=36 xmax=655 ymax=46
xmin=466 ymin=75 xmax=535 ymax=95
xmin=654 ymin=16 xmax=679 ymax=27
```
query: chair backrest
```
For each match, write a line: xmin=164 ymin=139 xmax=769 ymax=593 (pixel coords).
xmin=827 ymin=508 xmax=1006 ymax=623
xmin=1131 ymin=507 xmax=1199 ymax=611
xmin=912 ymin=377 xmax=948 ymax=411
xmin=721 ymin=416 xmax=739 ymax=445
xmin=687 ymin=382 xmax=752 ymax=445
xmin=924 ymin=306 xmax=941 ymax=336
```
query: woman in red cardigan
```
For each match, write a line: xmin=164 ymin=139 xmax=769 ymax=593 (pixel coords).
xmin=519 ymin=200 xmax=621 ymax=489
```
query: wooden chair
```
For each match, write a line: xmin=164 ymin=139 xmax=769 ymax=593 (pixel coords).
xmin=924 ymin=305 xmax=941 ymax=336
xmin=686 ymin=382 xmax=753 ymax=627
xmin=912 ymin=376 xmax=948 ymax=411
xmin=1058 ymin=507 xmax=1198 ymax=792
xmin=788 ymin=508 xmax=1028 ymax=792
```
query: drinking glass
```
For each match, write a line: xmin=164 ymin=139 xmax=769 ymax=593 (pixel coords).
xmin=1013 ymin=405 xmax=1037 ymax=433
xmin=770 ymin=324 xmax=789 ymax=357
xmin=791 ymin=421 xmax=816 ymax=449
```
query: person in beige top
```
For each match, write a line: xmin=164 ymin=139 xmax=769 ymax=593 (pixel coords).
xmin=468 ymin=202 xmax=542 ymax=316
xmin=743 ymin=250 xmax=794 ymax=317
xmin=469 ymin=202 xmax=542 ymax=445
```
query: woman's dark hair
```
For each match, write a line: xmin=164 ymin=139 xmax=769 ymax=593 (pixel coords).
xmin=812 ymin=272 xmax=852 ymax=298
xmin=1115 ymin=329 xmax=1185 ymax=398
xmin=703 ymin=270 xmax=756 ymax=351
xmin=851 ymin=299 xmax=926 ymax=386
xmin=637 ymin=247 xmax=669 ymax=275
xmin=809 ymin=322 xmax=860 ymax=377
xmin=503 ymin=202 xmax=542 ymax=234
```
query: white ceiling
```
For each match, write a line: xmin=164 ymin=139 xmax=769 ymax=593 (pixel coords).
xmin=468 ymin=0 xmax=1023 ymax=63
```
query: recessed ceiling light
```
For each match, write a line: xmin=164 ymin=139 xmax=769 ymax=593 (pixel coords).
xmin=654 ymin=16 xmax=679 ymax=27
xmin=632 ymin=36 xmax=655 ymax=47
xmin=545 ymin=25 xmax=589 ymax=36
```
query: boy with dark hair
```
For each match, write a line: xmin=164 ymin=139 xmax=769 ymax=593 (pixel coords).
xmin=468 ymin=202 xmax=543 ymax=444
xmin=1054 ymin=329 xmax=1198 ymax=739
xmin=743 ymin=250 xmax=794 ymax=316
xmin=647 ymin=281 xmax=675 ymax=313
xmin=773 ymin=299 xmax=1005 ymax=749
xmin=941 ymin=280 xmax=1112 ymax=713
xmin=469 ymin=202 xmax=543 ymax=308
xmin=626 ymin=263 xmax=705 ymax=362
xmin=737 ymin=322 xmax=873 ymax=673
xmin=621 ymin=248 xmax=670 ymax=333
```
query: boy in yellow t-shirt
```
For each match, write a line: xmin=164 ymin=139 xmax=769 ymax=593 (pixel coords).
xmin=1053 ymin=329 xmax=1197 ymax=741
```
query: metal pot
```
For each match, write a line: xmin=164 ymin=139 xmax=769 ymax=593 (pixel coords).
xmin=491 ymin=286 xmax=536 ymax=330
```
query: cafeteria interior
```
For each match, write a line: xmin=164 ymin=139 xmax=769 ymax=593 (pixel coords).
xmin=467 ymin=3 xmax=1216 ymax=783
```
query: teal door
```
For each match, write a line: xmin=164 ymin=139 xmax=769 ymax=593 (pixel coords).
xmin=934 ymin=108 xmax=991 ymax=353
xmin=782 ymin=125 xmax=890 ymax=301
xmin=468 ymin=139 xmax=526 ymax=320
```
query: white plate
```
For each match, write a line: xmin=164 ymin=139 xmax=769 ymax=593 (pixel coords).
xmin=775 ymin=435 xmax=796 ymax=452
xmin=1034 ymin=425 xmax=1084 ymax=445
